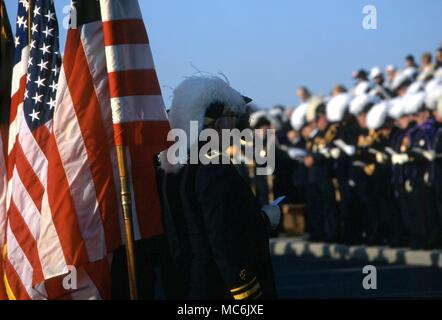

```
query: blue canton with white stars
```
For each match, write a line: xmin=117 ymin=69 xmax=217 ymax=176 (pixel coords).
xmin=16 ymin=0 xmax=61 ymax=130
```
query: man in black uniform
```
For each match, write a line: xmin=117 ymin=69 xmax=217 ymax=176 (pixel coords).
xmin=432 ymin=94 xmax=442 ymax=247
xmin=400 ymin=93 xmax=438 ymax=248
xmin=303 ymin=99 xmax=339 ymax=242
xmin=161 ymin=77 xmax=279 ymax=300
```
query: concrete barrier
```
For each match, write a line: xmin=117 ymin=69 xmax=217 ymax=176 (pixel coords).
xmin=270 ymin=238 xmax=442 ymax=267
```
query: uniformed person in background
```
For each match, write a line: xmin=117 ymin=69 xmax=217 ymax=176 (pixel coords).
xmin=248 ymin=111 xmax=300 ymax=237
xmin=161 ymin=76 xmax=280 ymax=300
xmin=369 ymin=67 xmax=393 ymax=100
xmin=287 ymin=98 xmax=317 ymax=239
xmin=388 ymin=97 xmax=414 ymax=247
xmin=365 ymin=102 xmax=400 ymax=245
xmin=400 ymin=93 xmax=439 ymax=248
xmin=325 ymin=92 xmax=359 ymax=243
xmin=347 ymin=94 xmax=378 ymax=244
xmin=431 ymin=90 xmax=442 ymax=239
xmin=303 ymin=96 xmax=341 ymax=242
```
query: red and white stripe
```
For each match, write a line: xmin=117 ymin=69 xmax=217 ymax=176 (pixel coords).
xmin=100 ymin=0 xmax=171 ymax=243
xmin=3 ymin=15 xmax=108 ymax=302
xmin=4 ymin=0 xmax=170 ymax=300
xmin=100 ymin=0 xmax=170 ymax=149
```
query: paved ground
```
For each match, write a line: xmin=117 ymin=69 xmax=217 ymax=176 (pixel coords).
xmin=273 ymin=255 xmax=442 ymax=299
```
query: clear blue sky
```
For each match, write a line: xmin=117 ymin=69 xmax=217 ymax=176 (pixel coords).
xmin=4 ymin=0 xmax=442 ymax=108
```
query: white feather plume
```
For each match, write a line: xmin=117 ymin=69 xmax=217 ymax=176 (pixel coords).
xmin=161 ymin=76 xmax=247 ymax=173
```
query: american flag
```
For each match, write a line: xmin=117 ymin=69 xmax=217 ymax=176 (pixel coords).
xmin=4 ymin=0 xmax=110 ymax=300
xmin=0 ymin=0 xmax=14 ymax=300
xmin=3 ymin=0 xmax=170 ymax=300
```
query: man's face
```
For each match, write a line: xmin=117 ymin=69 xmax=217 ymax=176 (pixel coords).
xmin=397 ymin=115 xmax=410 ymax=129
xmin=397 ymin=85 xmax=408 ymax=97
xmin=386 ymin=70 xmax=396 ymax=81
xmin=415 ymin=110 xmax=430 ymax=125
xmin=374 ymin=75 xmax=383 ymax=85
xmin=380 ymin=127 xmax=392 ymax=138
xmin=357 ymin=113 xmax=367 ymax=129
xmin=436 ymin=51 xmax=442 ymax=63
xmin=316 ymin=115 xmax=328 ymax=131
xmin=301 ymin=123 xmax=314 ymax=139
xmin=297 ymin=89 xmax=308 ymax=102
xmin=433 ymin=110 xmax=442 ymax=123
xmin=421 ymin=56 xmax=431 ymax=66
xmin=287 ymin=130 xmax=299 ymax=143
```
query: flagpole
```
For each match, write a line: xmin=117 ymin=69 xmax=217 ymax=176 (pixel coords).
xmin=115 ymin=145 xmax=138 ymax=300
xmin=28 ymin=0 xmax=31 ymax=44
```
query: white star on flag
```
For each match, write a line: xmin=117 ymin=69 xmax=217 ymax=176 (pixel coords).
xmin=29 ymin=109 xmax=41 ymax=122
xmin=34 ymin=5 xmax=42 ymax=17
xmin=31 ymin=93 xmax=43 ymax=104
xmin=45 ymin=10 xmax=55 ymax=22
xmin=17 ymin=16 xmax=27 ymax=29
xmin=49 ymin=81 xmax=58 ymax=92
xmin=47 ymin=97 xmax=56 ymax=110
xmin=19 ymin=0 xmax=29 ymax=12
xmin=35 ymin=76 xmax=46 ymax=88
xmin=39 ymin=43 xmax=51 ymax=55
xmin=31 ymin=23 xmax=39 ymax=34
xmin=42 ymin=26 xmax=54 ymax=38
xmin=38 ymin=60 xmax=49 ymax=71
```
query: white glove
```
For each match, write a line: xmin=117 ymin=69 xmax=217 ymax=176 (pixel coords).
xmin=261 ymin=205 xmax=281 ymax=230
xmin=392 ymin=154 xmax=409 ymax=165
xmin=343 ymin=145 xmax=356 ymax=156
xmin=288 ymin=148 xmax=307 ymax=160
xmin=423 ymin=150 xmax=436 ymax=162
xmin=330 ymin=148 xmax=341 ymax=159
xmin=334 ymin=140 xmax=356 ymax=156
xmin=376 ymin=152 xmax=386 ymax=164
xmin=319 ymin=148 xmax=331 ymax=158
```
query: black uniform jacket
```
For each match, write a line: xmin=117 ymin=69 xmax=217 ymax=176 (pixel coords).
xmin=162 ymin=155 xmax=277 ymax=300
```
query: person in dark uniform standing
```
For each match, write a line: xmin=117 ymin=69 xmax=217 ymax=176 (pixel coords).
xmin=401 ymin=93 xmax=439 ymax=248
xmin=365 ymin=102 xmax=401 ymax=246
xmin=303 ymin=97 xmax=341 ymax=242
xmin=431 ymin=92 xmax=442 ymax=248
xmin=161 ymin=77 xmax=280 ymax=300
xmin=326 ymin=93 xmax=361 ymax=244
xmin=348 ymin=94 xmax=378 ymax=244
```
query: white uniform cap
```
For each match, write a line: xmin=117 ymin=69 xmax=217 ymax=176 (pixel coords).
xmin=391 ymin=71 xmax=412 ymax=92
xmin=269 ymin=107 xmax=283 ymax=118
xmin=367 ymin=101 xmax=390 ymax=130
xmin=435 ymin=68 xmax=442 ymax=80
xmin=388 ymin=97 xmax=406 ymax=120
xmin=354 ymin=81 xmax=371 ymax=96
xmin=403 ymin=67 xmax=418 ymax=79
xmin=349 ymin=94 xmax=378 ymax=115
xmin=290 ymin=103 xmax=309 ymax=131
xmin=249 ymin=110 xmax=269 ymax=128
xmin=385 ymin=65 xmax=396 ymax=72
xmin=425 ymin=79 xmax=442 ymax=111
xmin=326 ymin=93 xmax=351 ymax=122
xmin=403 ymin=92 xmax=426 ymax=115
xmin=370 ymin=67 xmax=383 ymax=80
xmin=406 ymin=81 xmax=424 ymax=95
xmin=305 ymin=96 xmax=324 ymax=123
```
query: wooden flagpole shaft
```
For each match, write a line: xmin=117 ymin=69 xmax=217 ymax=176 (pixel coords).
xmin=116 ymin=145 xmax=138 ymax=300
